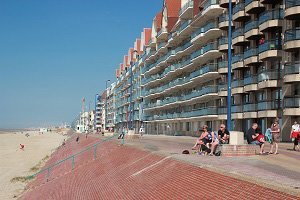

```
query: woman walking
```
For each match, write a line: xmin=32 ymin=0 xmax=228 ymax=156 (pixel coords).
xmin=269 ymin=120 xmax=280 ymax=155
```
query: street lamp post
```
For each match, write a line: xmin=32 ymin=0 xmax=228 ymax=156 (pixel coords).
xmin=105 ymin=80 xmax=110 ymax=131
xmin=227 ymin=0 xmax=232 ymax=131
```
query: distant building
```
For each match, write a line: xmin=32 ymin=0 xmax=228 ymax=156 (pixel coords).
xmin=77 ymin=110 xmax=95 ymax=133
xmin=95 ymin=93 xmax=105 ymax=131
xmin=106 ymin=82 xmax=116 ymax=131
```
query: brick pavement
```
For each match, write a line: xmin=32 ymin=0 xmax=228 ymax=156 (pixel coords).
xmin=20 ymin=134 xmax=300 ymax=200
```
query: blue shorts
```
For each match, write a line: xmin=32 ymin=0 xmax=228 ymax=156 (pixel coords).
xmin=251 ymin=141 xmax=261 ymax=145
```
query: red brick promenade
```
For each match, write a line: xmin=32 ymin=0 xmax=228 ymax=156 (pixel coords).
xmin=21 ymin=135 xmax=300 ymax=200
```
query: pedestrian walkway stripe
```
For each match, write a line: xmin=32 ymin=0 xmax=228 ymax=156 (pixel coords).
xmin=130 ymin=155 xmax=172 ymax=177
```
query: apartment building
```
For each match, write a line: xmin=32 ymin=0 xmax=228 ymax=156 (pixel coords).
xmin=106 ymin=82 xmax=116 ymax=131
xmin=113 ymin=0 xmax=300 ymax=141
xmin=95 ymin=92 xmax=105 ymax=131
xmin=114 ymin=29 xmax=151 ymax=133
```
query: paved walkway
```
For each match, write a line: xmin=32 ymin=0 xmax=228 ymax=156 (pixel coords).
xmin=125 ymin=135 xmax=300 ymax=196
xmin=20 ymin=133 xmax=300 ymax=199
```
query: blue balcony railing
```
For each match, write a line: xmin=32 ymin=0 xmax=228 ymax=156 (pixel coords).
xmin=232 ymin=105 xmax=243 ymax=113
xmin=243 ymin=103 xmax=257 ymax=112
xmin=258 ymin=70 xmax=282 ymax=82
xmin=284 ymin=97 xmax=300 ymax=108
xmin=219 ymin=37 xmax=228 ymax=45
xmin=232 ymin=27 xmax=244 ymax=39
xmin=233 ymin=3 xmax=245 ymax=15
xmin=245 ymin=20 xmax=258 ymax=33
xmin=258 ymin=40 xmax=282 ymax=53
xmin=259 ymin=9 xmax=283 ymax=25
xmin=244 ymin=75 xmax=258 ymax=85
xmin=232 ymin=79 xmax=244 ymax=88
xmin=285 ymin=0 xmax=300 ymax=9
xmin=285 ymin=28 xmax=300 ymax=42
xmin=244 ymin=48 xmax=258 ymax=59
xmin=218 ymin=13 xmax=229 ymax=23
xmin=232 ymin=54 xmax=244 ymax=64
xmin=257 ymin=100 xmax=281 ymax=111
xmin=284 ymin=62 xmax=300 ymax=75
xmin=203 ymin=0 xmax=219 ymax=11
xmin=179 ymin=0 xmax=194 ymax=16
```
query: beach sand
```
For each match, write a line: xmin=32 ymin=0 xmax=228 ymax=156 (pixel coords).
xmin=0 ymin=130 xmax=68 ymax=200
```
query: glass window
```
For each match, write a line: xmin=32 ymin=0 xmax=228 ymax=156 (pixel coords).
xmin=244 ymin=94 xmax=250 ymax=103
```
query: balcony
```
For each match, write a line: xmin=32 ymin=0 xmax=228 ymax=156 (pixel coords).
xmin=232 ymin=54 xmax=244 ymax=69
xmin=245 ymin=0 xmax=264 ymax=14
xmin=220 ymin=0 xmax=236 ymax=8
xmin=259 ymin=9 xmax=283 ymax=32
xmin=148 ymin=37 xmax=156 ymax=48
xmin=147 ymin=107 xmax=218 ymax=122
xmin=218 ymin=13 xmax=233 ymax=30
xmin=257 ymin=100 xmax=281 ymax=118
xmin=201 ymin=0 xmax=223 ymax=18
xmin=218 ymin=107 xmax=227 ymax=120
xmin=157 ymin=27 xmax=168 ymax=41
xmin=232 ymin=3 xmax=249 ymax=21
xmin=218 ymin=60 xmax=228 ymax=74
xmin=232 ymin=105 xmax=243 ymax=119
xmin=191 ymin=42 xmax=221 ymax=64
xmin=284 ymin=28 xmax=300 ymax=52
xmin=232 ymin=27 xmax=247 ymax=46
xmin=257 ymin=70 xmax=281 ymax=89
xmin=258 ymin=39 xmax=282 ymax=60
xmin=192 ymin=0 xmax=223 ymax=27
xmin=243 ymin=103 xmax=257 ymax=119
xmin=218 ymin=37 xmax=231 ymax=52
xmin=284 ymin=62 xmax=300 ymax=83
xmin=218 ymin=83 xmax=228 ymax=96
xmin=231 ymin=79 xmax=244 ymax=94
xmin=244 ymin=20 xmax=260 ymax=40
xmin=145 ymin=64 xmax=218 ymax=98
xmin=179 ymin=0 xmax=194 ymax=19
xmin=178 ymin=20 xmax=193 ymax=36
xmin=244 ymin=48 xmax=259 ymax=65
xmin=243 ymin=75 xmax=258 ymax=92
xmin=191 ymin=22 xmax=221 ymax=45
xmin=285 ymin=0 xmax=300 ymax=20
xmin=157 ymin=41 xmax=167 ymax=54
xmin=283 ymin=97 xmax=300 ymax=116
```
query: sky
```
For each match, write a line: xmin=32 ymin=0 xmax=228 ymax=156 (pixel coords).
xmin=0 ymin=0 xmax=162 ymax=128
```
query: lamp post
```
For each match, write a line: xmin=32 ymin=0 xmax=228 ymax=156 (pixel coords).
xmin=227 ymin=0 xmax=232 ymax=131
xmin=105 ymin=80 xmax=110 ymax=131
xmin=94 ymin=94 xmax=99 ymax=131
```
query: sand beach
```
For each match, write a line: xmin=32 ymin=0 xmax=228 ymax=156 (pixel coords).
xmin=0 ymin=130 xmax=68 ymax=200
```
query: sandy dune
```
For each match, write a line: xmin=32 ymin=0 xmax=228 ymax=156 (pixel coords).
xmin=0 ymin=131 xmax=67 ymax=200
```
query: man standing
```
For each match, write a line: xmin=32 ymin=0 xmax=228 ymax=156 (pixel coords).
xmin=246 ymin=123 xmax=265 ymax=154
xmin=218 ymin=124 xmax=230 ymax=144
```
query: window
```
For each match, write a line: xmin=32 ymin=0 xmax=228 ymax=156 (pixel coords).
xmin=244 ymin=94 xmax=250 ymax=103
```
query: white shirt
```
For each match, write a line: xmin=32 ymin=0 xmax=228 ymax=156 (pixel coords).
xmin=292 ymin=124 xmax=300 ymax=132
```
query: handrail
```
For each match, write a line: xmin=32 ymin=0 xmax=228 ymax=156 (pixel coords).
xmin=26 ymin=133 xmax=119 ymax=180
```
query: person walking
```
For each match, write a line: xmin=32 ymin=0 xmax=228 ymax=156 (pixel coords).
xmin=269 ymin=119 xmax=280 ymax=155
xmin=76 ymin=136 xmax=80 ymax=143
xmin=290 ymin=121 xmax=300 ymax=151
xmin=139 ymin=125 xmax=145 ymax=138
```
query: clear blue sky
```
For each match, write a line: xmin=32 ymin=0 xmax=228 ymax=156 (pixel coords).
xmin=0 ymin=0 xmax=162 ymax=128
